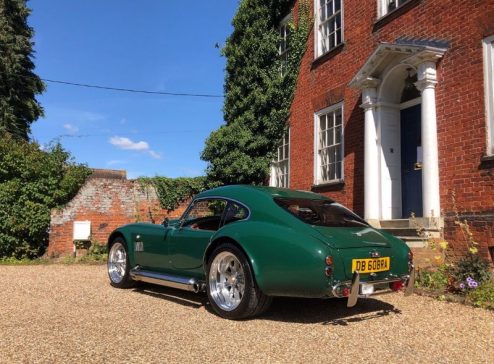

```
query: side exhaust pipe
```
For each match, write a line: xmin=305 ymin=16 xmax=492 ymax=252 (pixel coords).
xmin=130 ymin=269 xmax=205 ymax=293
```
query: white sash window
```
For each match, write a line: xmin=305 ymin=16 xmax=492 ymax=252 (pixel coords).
xmin=315 ymin=0 xmax=343 ymax=57
xmin=315 ymin=104 xmax=344 ymax=184
xmin=270 ymin=130 xmax=290 ymax=188
xmin=378 ymin=0 xmax=410 ymax=18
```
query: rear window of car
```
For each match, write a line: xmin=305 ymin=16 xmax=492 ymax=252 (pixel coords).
xmin=274 ymin=197 xmax=369 ymax=228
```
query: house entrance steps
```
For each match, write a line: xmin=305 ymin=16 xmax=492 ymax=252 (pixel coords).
xmin=380 ymin=218 xmax=444 ymax=248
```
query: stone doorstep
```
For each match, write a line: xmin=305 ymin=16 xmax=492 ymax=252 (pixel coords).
xmin=377 ymin=217 xmax=445 ymax=249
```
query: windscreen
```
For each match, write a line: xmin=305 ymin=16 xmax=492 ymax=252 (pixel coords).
xmin=274 ymin=197 xmax=369 ymax=228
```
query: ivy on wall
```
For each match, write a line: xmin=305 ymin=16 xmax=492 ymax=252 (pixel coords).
xmin=137 ymin=176 xmax=214 ymax=211
xmin=201 ymin=0 xmax=311 ymax=185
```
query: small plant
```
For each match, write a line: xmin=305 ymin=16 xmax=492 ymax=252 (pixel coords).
xmin=450 ymin=253 xmax=492 ymax=293
xmin=467 ymin=281 xmax=494 ymax=310
xmin=71 ymin=239 xmax=107 ymax=263
xmin=451 ymin=190 xmax=480 ymax=255
xmin=80 ymin=241 xmax=107 ymax=262
xmin=458 ymin=276 xmax=479 ymax=291
xmin=416 ymin=265 xmax=450 ymax=291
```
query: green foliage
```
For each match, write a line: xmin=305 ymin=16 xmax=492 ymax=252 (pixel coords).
xmin=451 ymin=254 xmax=492 ymax=287
xmin=467 ymin=282 xmax=494 ymax=310
xmin=201 ymin=0 xmax=312 ymax=185
xmin=0 ymin=0 xmax=45 ymax=140
xmin=76 ymin=241 xmax=107 ymax=263
xmin=137 ymin=176 xmax=213 ymax=211
xmin=0 ymin=135 xmax=91 ymax=259
xmin=416 ymin=265 xmax=450 ymax=291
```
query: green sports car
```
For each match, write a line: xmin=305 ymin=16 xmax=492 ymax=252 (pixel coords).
xmin=107 ymin=185 xmax=414 ymax=319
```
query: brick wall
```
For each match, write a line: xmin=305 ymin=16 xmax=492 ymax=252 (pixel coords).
xmin=47 ymin=169 xmax=189 ymax=256
xmin=289 ymin=0 xmax=494 ymax=262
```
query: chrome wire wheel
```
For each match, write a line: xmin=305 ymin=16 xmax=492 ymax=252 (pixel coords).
xmin=108 ymin=242 xmax=127 ymax=284
xmin=209 ymin=251 xmax=246 ymax=311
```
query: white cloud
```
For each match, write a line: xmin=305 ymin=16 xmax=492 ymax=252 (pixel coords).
xmin=148 ymin=150 xmax=162 ymax=160
xmin=109 ymin=136 xmax=162 ymax=160
xmin=109 ymin=136 xmax=149 ymax=151
xmin=63 ymin=123 xmax=79 ymax=135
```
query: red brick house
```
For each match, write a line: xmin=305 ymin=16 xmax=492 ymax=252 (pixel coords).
xmin=270 ymin=0 xmax=494 ymax=264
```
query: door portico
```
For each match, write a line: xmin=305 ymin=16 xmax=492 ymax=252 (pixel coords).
xmin=349 ymin=43 xmax=447 ymax=225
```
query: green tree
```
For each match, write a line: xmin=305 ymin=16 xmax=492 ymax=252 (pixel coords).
xmin=201 ymin=0 xmax=310 ymax=185
xmin=0 ymin=0 xmax=44 ymax=140
xmin=0 ymin=135 xmax=90 ymax=259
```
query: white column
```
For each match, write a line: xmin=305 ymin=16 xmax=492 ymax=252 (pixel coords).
xmin=360 ymin=78 xmax=381 ymax=224
xmin=416 ymin=62 xmax=440 ymax=218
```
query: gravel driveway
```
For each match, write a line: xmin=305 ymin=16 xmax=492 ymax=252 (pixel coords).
xmin=0 ymin=264 xmax=493 ymax=363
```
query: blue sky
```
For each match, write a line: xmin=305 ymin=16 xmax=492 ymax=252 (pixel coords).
xmin=29 ymin=1 xmax=238 ymax=179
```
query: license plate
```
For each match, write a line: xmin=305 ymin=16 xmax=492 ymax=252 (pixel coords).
xmin=351 ymin=257 xmax=390 ymax=273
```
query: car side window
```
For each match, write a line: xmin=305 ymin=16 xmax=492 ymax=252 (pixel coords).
xmin=183 ymin=199 xmax=227 ymax=231
xmin=222 ymin=202 xmax=249 ymax=227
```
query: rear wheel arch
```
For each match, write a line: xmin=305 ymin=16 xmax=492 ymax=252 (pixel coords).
xmin=204 ymin=237 xmax=262 ymax=287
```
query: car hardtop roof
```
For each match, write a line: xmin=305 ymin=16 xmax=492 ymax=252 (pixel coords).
xmin=196 ymin=184 xmax=333 ymax=202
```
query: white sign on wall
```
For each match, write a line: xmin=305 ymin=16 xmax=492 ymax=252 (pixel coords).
xmin=73 ymin=221 xmax=91 ymax=241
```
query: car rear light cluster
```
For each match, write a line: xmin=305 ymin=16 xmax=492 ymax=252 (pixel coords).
xmin=325 ymin=255 xmax=334 ymax=277
xmin=334 ymin=285 xmax=350 ymax=297
xmin=390 ymin=281 xmax=404 ymax=291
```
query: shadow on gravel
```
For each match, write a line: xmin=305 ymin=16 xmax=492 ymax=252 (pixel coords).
xmin=132 ymin=283 xmax=208 ymax=309
xmin=261 ymin=297 xmax=401 ymax=325
xmin=131 ymin=284 xmax=400 ymax=324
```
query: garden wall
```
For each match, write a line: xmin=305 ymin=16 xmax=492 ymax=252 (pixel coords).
xmin=47 ymin=169 xmax=188 ymax=256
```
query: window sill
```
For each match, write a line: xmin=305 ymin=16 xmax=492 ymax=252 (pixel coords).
xmin=311 ymin=42 xmax=346 ymax=69
xmin=373 ymin=0 xmax=422 ymax=32
xmin=311 ymin=180 xmax=345 ymax=191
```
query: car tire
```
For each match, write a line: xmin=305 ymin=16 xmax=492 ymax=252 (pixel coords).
xmin=206 ymin=243 xmax=271 ymax=320
xmin=107 ymin=237 xmax=135 ymax=288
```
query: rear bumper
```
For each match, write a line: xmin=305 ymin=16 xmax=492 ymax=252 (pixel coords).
xmin=332 ymin=267 xmax=415 ymax=307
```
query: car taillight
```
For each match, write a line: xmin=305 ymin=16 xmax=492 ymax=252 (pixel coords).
xmin=325 ymin=256 xmax=334 ymax=265
xmin=390 ymin=281 xmax=403 ymax=291
xmin=342 ymin=287 xmax=350 ymax=297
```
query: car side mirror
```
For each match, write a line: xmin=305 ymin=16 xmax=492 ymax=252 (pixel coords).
xmin=162 ymin=217 xmax=169 ymax=227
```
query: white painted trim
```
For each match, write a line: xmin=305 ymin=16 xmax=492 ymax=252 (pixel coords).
xmin=287 ymin=127 xmax=291 ymax=188
xmin=399 ymin=97 xmax=422 ymax=110
xmin=483 ymin=35 xmax=494 ymax=155
xmin=313 ymin=0 xmax=318 ymax=59
xmin=377 ymin=0 xmax=411 ymax=19
xmin=313 ymin=102 xmax=345 ymax=185
xmin=377 ymin=0 xmax=387 ymax=18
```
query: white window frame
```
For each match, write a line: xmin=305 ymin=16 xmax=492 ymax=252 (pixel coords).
xmin=270 ymin=129 xmax=290 ymax=188
xmin=314 ymin=103 xmax=344 ymax=185
xmin=279 ymin=13 xmax=291 ymax=76
xmin=377 ymin=0 xmax=411 ymax=18
xmin=484 ymin=35 xmax=494 ymax=156
xmin=314 ymin=0 xmax=344 ymax=58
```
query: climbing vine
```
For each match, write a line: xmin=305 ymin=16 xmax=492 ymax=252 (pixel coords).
xmin=201 ymin=0 xmax=312 ymax=185
xmin=137 ymin=176 xmax=214 ymax=211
